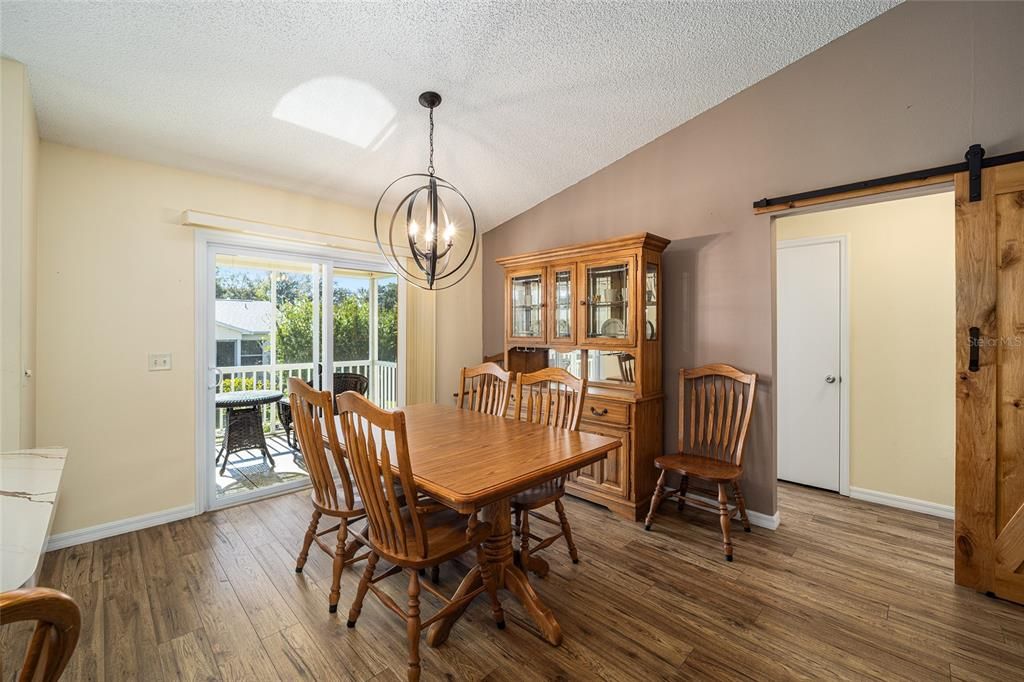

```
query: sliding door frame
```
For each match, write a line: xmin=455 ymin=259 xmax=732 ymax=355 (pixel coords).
xmin=193 ymin=229 xmax=407 ymax=513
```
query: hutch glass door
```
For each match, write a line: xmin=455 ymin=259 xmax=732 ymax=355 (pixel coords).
xmin=509 ymin=270 xmax=545 ymax=341
xmin=582 ymin=258 xmax=633 ymax=344
xmin=549 ymin=264 xmax=576 ymax=345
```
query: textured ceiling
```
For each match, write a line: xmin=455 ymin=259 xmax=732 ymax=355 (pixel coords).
xmin=1 ymin=1 xmax=897 ymax=230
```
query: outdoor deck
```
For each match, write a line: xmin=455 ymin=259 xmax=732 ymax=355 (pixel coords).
xmin=214 ymin=431 xmax=308 ymax=499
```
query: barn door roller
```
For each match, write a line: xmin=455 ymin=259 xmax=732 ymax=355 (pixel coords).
xmin=965 ymin=144 xmax=984 ymax=202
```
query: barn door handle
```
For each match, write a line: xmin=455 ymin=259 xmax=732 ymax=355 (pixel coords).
xmin=969 ymin=327 xmax=980 ymax=372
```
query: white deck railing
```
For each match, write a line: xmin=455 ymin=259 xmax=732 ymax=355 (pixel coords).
xmin=215 ymin=360 xmax=398 ymax=433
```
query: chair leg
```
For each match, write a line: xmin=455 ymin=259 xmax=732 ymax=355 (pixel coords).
xmin=513 ymin=507 xmax=521 ymax=537
xmin=554 ymin=499 xmax=579 ymax=564
xmin=718 ymin=483 xmax=733 ymax=562
xmin=329 ymin=518 xmax=349 ymax=613
xmin=406 ymin=570 xmax=422 ymax=682
xmin=644 ymin=470 xmax=668 ymax=531
xmin=295 ymin=509 xmax=321 ymax=573
xmin=733 ymin=481 xmax=751 ymax=532
xmin=677 ymin=474 xmax=689 ymax=512
xmin=519 ymin=507 xmax=531 ymax=572
xmin=430 ymin=565 xmax=440 ymax=584
xmin=347 ymin=552 xmax=378 ymax=627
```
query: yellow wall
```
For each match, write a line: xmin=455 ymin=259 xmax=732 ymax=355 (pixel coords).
xmin=36 ymin=142 xmax=480 ymax=534
xmin=776 ymin=191 xmax=955 ymax=507
xmin=1 ymin=58 xmax=38 ymax=451
xmin=435 ymin=260 xmax=482 ymax=407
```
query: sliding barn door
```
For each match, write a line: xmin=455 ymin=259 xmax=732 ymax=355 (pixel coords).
xmin=955 ymin=160 xmax=1024 ymax=603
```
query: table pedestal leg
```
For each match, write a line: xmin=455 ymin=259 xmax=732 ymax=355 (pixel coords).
xmin=426 ymin=498 xmax=562 ymax=648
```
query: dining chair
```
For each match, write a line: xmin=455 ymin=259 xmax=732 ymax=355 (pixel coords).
xmin=338 ymin=392 xmax=504 ymax=682
xmin=644 ymin=364 xmax=757 ymax=561
xmin=289 ymin=377 xmax=372 ymax=613
xmin=457 ymin=362 xmax=513 ymax=416
xmin=509 ymin=367 xmax=586 ymax=575
xmin=1 ymin=587 xmax=81 ymax=682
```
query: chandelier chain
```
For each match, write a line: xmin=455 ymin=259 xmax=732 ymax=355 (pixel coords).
xmin=427 ymin=107 xmax=435 ymax=176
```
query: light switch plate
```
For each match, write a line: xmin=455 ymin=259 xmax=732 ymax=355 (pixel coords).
xmin=148 ymin=353 xmax=172 ymax=371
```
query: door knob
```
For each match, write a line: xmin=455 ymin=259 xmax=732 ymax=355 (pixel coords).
xmin=825 ymin=375 xmax=837 ymax=384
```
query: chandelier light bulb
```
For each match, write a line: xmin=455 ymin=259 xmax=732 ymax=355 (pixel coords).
xmin=443 ymin=222 xmax=455 ymax=243
xmin=408 ymin=220 xmax=419 ymax=238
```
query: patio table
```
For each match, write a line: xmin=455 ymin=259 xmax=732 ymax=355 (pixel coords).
xmin=215 ymin=389 xmax=283 ymax=474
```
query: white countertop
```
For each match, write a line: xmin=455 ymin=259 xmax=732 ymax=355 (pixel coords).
xmin=0 ymin=447 xmax=68 ymax=592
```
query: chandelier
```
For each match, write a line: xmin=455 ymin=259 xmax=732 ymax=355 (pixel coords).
xmin=374 ymin=91 xmax=478 ymax=290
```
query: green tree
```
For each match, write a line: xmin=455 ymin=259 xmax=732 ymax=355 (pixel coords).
xmin=274 ymin=282 xmax=399 ymax=365
xmin=377 ymin=281 xmax=398 ymax=362
xmin=216 ymin=268 xmax=269 ymax=300
xmin=276 ymin=299 xmax=315 ymax=363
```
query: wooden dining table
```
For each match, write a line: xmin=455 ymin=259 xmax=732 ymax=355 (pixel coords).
xmin=328 ymin=402 xmax=619 ymax=647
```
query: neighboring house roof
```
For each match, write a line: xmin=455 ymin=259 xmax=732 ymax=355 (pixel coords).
xmin=215 ymin=300 xmax=274 ymax=335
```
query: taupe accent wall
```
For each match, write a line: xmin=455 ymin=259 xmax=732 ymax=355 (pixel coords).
xmin=482 ymin=1 xmax=1024 ymax=515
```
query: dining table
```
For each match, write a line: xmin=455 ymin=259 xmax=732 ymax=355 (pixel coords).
xmin=328 ymin=402 xmax=620 ymax=647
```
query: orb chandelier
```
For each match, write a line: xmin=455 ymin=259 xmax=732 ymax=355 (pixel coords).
xmin=374 ymin=91 xmax=478 ymax=290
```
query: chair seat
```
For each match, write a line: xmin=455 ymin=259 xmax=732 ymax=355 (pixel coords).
xmin=372 ymin=508 xmax=491 ymax=569
xmin=511 ymin=480 xmax=565 ymax=509
xmin=654 ymin=453 xmax=742 ymax=481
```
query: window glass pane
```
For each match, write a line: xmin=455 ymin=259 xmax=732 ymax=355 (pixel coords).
xmin=274 ymin=272 xmax=315 ymax=365
xmin=333 ymin=274 xmax=370 ymax=364
xmin=377 ymin=276 xmax=398 ymax=362
xmin=216 ymin=340 xmax=236 ymax=367
xmin=239 ymin=339 xmax=267 ymax=365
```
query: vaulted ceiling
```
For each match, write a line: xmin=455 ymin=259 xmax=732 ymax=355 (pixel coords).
xmin=1 ymin=1 xmax=897 ymax=229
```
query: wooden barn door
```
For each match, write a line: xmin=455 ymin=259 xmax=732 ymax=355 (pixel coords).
xmin=955 ymin=160 xmax=1024 ymax=603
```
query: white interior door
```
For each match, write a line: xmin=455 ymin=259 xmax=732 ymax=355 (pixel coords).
xmin=777 ymin=238 xmax=844 ymax=492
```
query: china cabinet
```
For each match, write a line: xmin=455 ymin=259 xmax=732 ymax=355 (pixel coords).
xmin=496 ymin=233 xmax=669 ymax=521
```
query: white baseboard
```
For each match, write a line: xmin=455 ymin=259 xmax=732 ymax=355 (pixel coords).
xmin=849 ymin=487 xmax=953 ymax=520
xmin=686 ymin=493 xmax=781 ymax=531
xmin=46 ymin=504 xmax=197 ymax=551
xmin=747 ymin=509 xmax=781 ymax=530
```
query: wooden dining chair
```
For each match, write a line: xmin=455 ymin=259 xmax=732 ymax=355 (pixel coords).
xmin=289 ymin=377 xmax=372 ymax=613
xmin=338 ymin=392 xmax=504 ymax=682
xmin=1 ymin=587 xmax=81 ymax=682
xmin=457 ymin=362 xmax=513 ymax=417
xmin=509 ymin=367 xmax=586 ymax=576
xmin=644 ymin=364 xmax=758 ymax=561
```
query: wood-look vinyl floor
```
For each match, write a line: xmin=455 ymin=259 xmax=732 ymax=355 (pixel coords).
xmin=4 ymin=483 xmax=1024 ymax=681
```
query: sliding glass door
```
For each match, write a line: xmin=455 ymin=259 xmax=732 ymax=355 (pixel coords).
xmin=202 ymin=241 xmax=401 ymax=507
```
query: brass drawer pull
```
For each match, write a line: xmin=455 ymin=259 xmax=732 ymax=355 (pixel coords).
xmin=590 ymin=407 xmax=608 ymax=417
